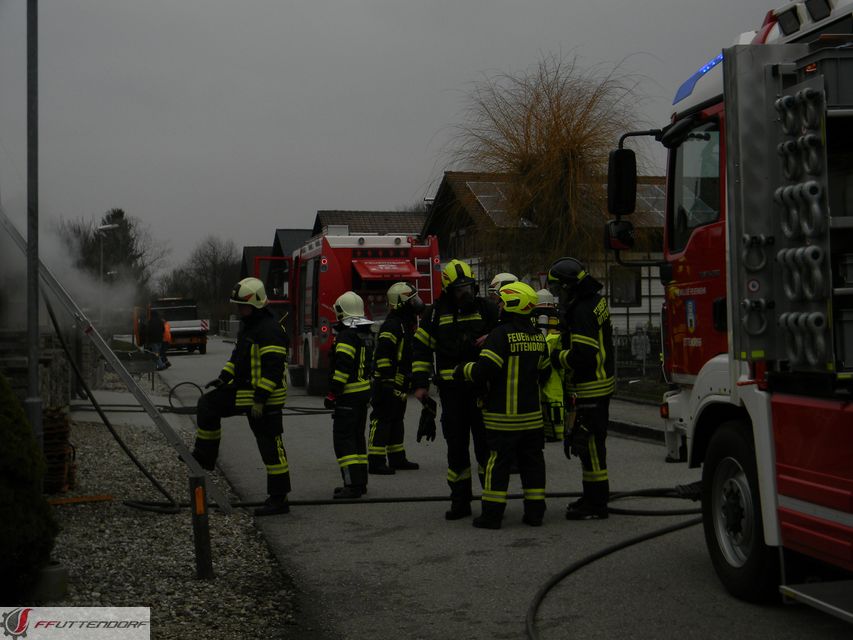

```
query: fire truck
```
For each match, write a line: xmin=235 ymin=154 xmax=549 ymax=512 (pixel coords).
xmin=287 ymin=226 xmax=441 ymax=394
xmin=605 ymin=1 xmax=853 ymax=621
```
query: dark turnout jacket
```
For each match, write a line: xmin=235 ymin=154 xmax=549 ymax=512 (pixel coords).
xmin=373 ymin=310 xmax=414 ymax=393
xmin=458 ymin=314 xmax=550 ymax=431
xmin=329 ymin=325 xmax=374 ymax=400
xmin=411 ymin=295 xmax=499 ymax=388
xmin=219 ymin=308 xmax=289 ymax=407
xmin=552 ymin=278 xmax=615 ymax=399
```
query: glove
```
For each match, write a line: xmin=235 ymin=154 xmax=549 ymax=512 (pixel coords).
xmin=417 ymin=397 xmax=437 ymax=443
xmin=566 ymin=423 xmax=589 ymax=459
xmin=250 ymin=402 xmax=265 ymax=419
xmin=205 ymin=378 xmax=223 ymax=389
xmin=452 ymin=364 xmax=467 ymax=382
xmin=324 ymin=392 xmax=336 ymax=410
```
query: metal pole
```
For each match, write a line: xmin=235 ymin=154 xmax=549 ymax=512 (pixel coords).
xmin=189 ymin=475 xmax=215 ymax=579
xmin=99 ymin=233 xmax=104 ymax=326
xmin=26 ymin=0 xmax=43 ymax=448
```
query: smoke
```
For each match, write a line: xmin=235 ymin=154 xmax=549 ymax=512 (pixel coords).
xmin=0 ymin=198 xmax=145 ymax=337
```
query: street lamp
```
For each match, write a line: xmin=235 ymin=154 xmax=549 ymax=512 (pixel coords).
xmin=97 ymin=223 xmax=119 ymax=325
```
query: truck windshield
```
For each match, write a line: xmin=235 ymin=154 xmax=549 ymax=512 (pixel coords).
xmin=668 ymin=121 xmax=721 ymax=253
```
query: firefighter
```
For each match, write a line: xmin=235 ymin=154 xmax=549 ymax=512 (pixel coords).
xmin=368 ymin=282 xmax=424 ymax=475
xmin=548 ymin=257 xmax=615 ymax=520
xmin=487 ymin=272 xmax=517 ymax=302
xmin=192 ymin=277 xmax=291 ymax=517
xmin=535 ymin=289 xmax=565 ymax=442
xmin=455 ymin=281 xmax=550 ymax=529
xmin=412 ymin=259 xmax=499 ymax=520
xmin=325 ymin=291 xmax=375 ymax=499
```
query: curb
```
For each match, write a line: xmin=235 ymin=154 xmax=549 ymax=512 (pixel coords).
xmin=609 ymin=419 xmax=665 ymax=444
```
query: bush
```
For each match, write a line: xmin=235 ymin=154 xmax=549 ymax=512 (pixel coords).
xmin=0 ymin=372 xmax=58 ymax=601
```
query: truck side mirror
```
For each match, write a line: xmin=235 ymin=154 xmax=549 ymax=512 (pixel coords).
xmin=607 ymin=148 xmax=637 ymax=215
xmin=605 ymin=219 xmax=636 ymax=251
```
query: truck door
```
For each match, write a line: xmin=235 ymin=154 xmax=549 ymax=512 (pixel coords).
xmin=664 ymin=115 xmax=728 ymax=380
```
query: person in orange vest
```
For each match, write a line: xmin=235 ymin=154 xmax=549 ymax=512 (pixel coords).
xmin=147 ymin=310 xmax=171 ymax=371
xmin=160 ymin=317 xmax=172 ymax=369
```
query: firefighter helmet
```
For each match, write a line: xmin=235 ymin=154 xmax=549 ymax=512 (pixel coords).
xmin=547 ymin=257 xmax=588 ymax=288
xmin=535 ymin=288 xmax=556 ymax=308
xmin=497 ymin=281 xmax=538 ymax=315
xmin=441 ymin=259 xmax=476 ymax=290
xmin=334 ymin=291 xmax=365 ymax=321
xmin=488 ymin=272 xmax=518 ymax=295
xmin=230 ymin=277 xmax=268 ymax=308
xmin=387 ymin=281 xmax=424 ymax=313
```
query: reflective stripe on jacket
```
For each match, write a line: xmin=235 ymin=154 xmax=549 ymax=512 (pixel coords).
xmin=460 ymin=315 xmax=550 ymax=431
xmin=329 ymin=326 xmax=374 ymax=399
xmin=221 ymin=308 xmax=289 ymax=407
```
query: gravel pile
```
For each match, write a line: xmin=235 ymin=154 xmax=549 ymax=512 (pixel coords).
xmin=45 ymin=374 xmax=305 ymax=639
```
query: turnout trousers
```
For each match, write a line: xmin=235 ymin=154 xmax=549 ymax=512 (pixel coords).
xmin=481 ymin=428 xmax=546 ymax=521
xmin=193 ymin=385 xmax=291 ymax=495
xmin=333 ymin=396 xmax=370 ymax=488
xmin=368 ymin=388 xmax=409 ymax=466
xmin=569 ymin=397 xmax=610 ymax=508
xmin=437 ymin=384 xmax=490 ymax=504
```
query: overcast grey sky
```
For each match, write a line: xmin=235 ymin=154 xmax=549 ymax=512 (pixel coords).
xmin=0 ymin=0 xmax=775 ymax=268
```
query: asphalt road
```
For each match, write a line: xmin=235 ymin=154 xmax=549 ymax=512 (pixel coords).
xmin=157 ymin=337 xmax=849 ymax=640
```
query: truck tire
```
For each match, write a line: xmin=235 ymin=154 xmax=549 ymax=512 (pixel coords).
xmin=701 ymin=421 xmax=779 ymax=602
xmin=289 ymin=365 xmax=305 ymax=388
xmin=199 ymin=344 xmax=206 ymax=355
xmin=305 ymin=346 xmax=322 ymax=396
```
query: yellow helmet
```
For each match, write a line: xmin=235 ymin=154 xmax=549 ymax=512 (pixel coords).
xmin=387 ymin=281 xmax=423 ymax=312
xmin=488 ymin=272 xmax=518 ymax=295
xmin=230 ymin=277 xmax=268 ymax=309
xmin=441 ymin=259 xmax=476 ymax=291
xmin=334 ymin=291 xmax=365 ymax=321
xmin=497 ymin=281 xmax=538 ymax=315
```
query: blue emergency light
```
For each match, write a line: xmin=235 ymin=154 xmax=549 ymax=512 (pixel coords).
xmin=673 ymin=52 xmax=724 ymax=105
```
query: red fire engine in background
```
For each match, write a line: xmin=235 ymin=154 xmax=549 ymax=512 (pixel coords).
xmin=605 ymin=1 xmax=853 ymax=621
xmin=271 ymin=229 xmax=442 ymax=395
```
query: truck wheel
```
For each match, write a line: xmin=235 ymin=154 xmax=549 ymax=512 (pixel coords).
xmin=199 ymin=344 xmax=206 ymax=355
xmin=701 ymin=421 xmax=779 ymax=602
xmin=289 ymin=365 xmax=305 ymax=387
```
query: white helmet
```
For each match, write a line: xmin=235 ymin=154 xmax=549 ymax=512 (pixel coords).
xmin=230 ymin=277 xmax=268 ymax=309
xmin=387 ymin=281 xmax=425 ymax=313
xmin=535 ymin=288 xmax=556 ymax=308
xmin=334 ymin=291 xmax=373 ymax=327
xmin=488 ymin=272 xmax=518 ymax=295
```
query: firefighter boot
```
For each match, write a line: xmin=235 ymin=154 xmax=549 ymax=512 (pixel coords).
xmin=333 ymin=485 xmax=367 ymax=499
xmin=388 ymin=452 xmax=419 ymax=470
xmin=444 ymin=499 xmax=472 ymax=521
xmin=368 ymin=455 xmax=396 ymax=475
xmin=190 ymin=446 xmax=217 ymax=471
xmin=254 ymin=494 xmax=290 ymax=517
xmin=472 ymin=501 xmax=504 ymax=530
xmin=522 ymin=500 xmax=546 ymax=527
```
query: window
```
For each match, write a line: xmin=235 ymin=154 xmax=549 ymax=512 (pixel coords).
xmin=668 ymin=121 xmax=721 ymax=253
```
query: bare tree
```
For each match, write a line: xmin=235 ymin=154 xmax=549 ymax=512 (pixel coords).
xmin=453 ymin=53 xmax=644 ymax=273
xmin=159 ymin=235 xmax=240 ymax=324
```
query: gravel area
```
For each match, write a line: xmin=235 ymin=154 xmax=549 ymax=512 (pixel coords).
xmin=43 ymin=374 xmax=307 ymax=639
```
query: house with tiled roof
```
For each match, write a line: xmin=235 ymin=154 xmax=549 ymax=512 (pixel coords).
xmin=312 ymin=210 xmax=427 ymax=237
xmin=423 ymin=170 xmax=666 ymax=335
